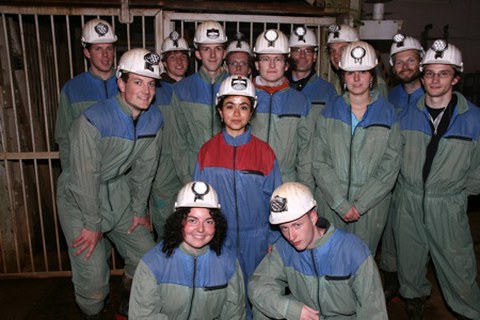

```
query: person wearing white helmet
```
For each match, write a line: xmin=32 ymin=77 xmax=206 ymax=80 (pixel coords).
xmin=193 ymin=75 xmax=282 ymax=318
xmin=392 ymin=39 xmax=480 ymax=320
xmin=388 ymin=33 xmax=425 ymax=111
xmin=249 ymin=182 xmax=387 ymax=320
xmin=160 ymin=31 xmax=190 ymax=83
xmin=150 ymin=31 xmax=190 ymax=241
xmin=287 ymin=26 xmax=336 ymax=105
xmin=56 ymin=48 xmax=162 ymax=318
xmin=379 ymin=33 xmax=425 ymax=304
xmin=170 ymin=20 xmax=229 ymax=185
xmin=129 ymin=181 xmax=246 ymax=319
xmin=326 ymin=24 xmax=389 ymax=98
xmin=55 ymin=18 xmax=118 ymax=173
xmin=251 ymin=29 xmax=315 ymax=190
xmin=312 ymin=41 xmax=400 ymax=257
xmin=225 ymin=32 xmax=253 ymax=77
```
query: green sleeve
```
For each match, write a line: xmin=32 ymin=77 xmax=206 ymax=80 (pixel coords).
xmin=130 ymin=128 xmax=163 ymax=217
xmin=354 ymin=121 xmax=401 ymax=214
xmin=465 ymin=138 xmax=480 ymax=195
xmin=220 ymin=261 xmax=246 ymax=320
xmin=312 ymin=112 xmax=354 ymax=216
xmin=129 ymin=260 xmax=169 ymax=320
xmin=296 ymin=101 xmax=318 ymax=191
xmin=67 ymin=116 xmax=102 ymax=232
xmin=352 ymin=257 xmax=388 ymax=319
xmin=248 ymin=248 xmax=304 ymax=320
xmin=169 ymin=92 xmax=192 ymax=184
xmin=55 ymin=90 xmax=74 ymax=170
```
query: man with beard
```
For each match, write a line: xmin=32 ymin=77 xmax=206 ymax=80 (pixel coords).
xmin=380 ymin=34 xmax=425 ymax=303
xmin=388 ymin=34 xmax=425 ymax=111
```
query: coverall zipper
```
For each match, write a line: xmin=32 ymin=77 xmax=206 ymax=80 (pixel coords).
xmin=233 ymin=146 xmax=240 ymax=253
xmin=310 ymin=250 xmax=323 ymax=316
xmin=186 ymin=256 xmax=197 ymax=320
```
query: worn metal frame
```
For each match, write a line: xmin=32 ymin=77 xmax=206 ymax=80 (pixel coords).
xmin=0 ymin=4 xmax=334 ymax=277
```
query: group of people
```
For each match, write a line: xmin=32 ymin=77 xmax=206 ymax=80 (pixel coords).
xmin=54 ymin=17 xmax=480 ymax=320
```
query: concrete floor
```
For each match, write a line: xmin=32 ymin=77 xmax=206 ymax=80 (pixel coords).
xmin=0 ymin=211 xmax=479 ymax=319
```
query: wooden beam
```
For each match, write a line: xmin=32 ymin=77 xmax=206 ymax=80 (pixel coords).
xmin=0 ymin=0 xmax=346 ymax=17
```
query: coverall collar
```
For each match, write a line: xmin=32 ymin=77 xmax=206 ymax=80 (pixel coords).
xmin=222 ymin=127 xmax=252 ymax=146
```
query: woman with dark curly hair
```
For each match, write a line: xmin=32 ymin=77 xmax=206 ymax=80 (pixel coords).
xmin=129 ymin=181 xmax=246 ymax=319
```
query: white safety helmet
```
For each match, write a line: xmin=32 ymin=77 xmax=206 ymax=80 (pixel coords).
xmin=269 ymin=182 xmax=317 ymax=225
xmin=420 ymin=39 xmax=463 ymax=72
xmin=161 ymin=31 xmax=191 ymax=57
xmin=193 ymin=20 xmax=228 ymax=48
xmin=216 ymin=75 xmax=257 ymax=108
xmin=253 ymin=29 xmax=290 ymax=55
xmin=174 ymin=181 xmax=221 ymax=209
xmin=81 ymin=18 xmax=117 ymax=47
xmin=327 ymin=24 xmax=359 ymax=44
xmin=227 ymin=32 xmax=252 ymax=56
xmin=116 ymin=48 xmax=162 ymax=79
xmin=289 ymin=26 xmax=318 ymax=49
xmin=389 ymin=33 xmax=424 ymax=66
xmin=339 ymin=41 xmax=378 ymax=71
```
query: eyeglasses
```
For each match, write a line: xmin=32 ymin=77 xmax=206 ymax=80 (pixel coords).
xmin=394 ymin=57 xmax=419 ymax=67
xmin=423 ymin=70 xmax=454 ymax=79
xmin=291 ymin=48 xmax=315 ymax=56
xmin=227 ymin=61 xmax=249 ymax=68
xmin=258 ymin=56 xmax=286 ymax=64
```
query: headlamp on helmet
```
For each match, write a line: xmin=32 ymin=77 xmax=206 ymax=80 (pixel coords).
xmin=420 ymin=39 xmax=463 ymax=72
xmin=327 ymin=24 xmax=359 ymax=44
xmin=253 ymin=29 xmax=289 ymax=55
xmin=193 ymin=20 xmax=228 ymax=48
xmin=226 ymin=32 xmax=252 ymax=55
xmin=216 ymin=75 xmax=257 ymax=108
xmin=175 ymin=181 xmax=221 ymax=209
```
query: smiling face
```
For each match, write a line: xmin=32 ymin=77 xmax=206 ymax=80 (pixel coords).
xmin=344 ymin=70 xmax=373 ymax=96
xmin=182 ymin=207 xmax=216 ymax=253
xmin=84 ymin=43 xmax=115 ymax=79
xmin=290 ymin=47 xmax=317 ymax=72
xmin=392 ymin=49 xmax=421 ymax=84
xmin=218 ymin=95 xmax=253 ymax=137
xmin=163 ymin=50 xmax=189 ymax=82
xmin=278 ymin=210 xmax=319 ymax=251
xmin=118 ymin=73 xmax=156 ymax=119
xmin=421 ymin=64 xmax=459 ymax=100
xmin=195 ymin=44 xmax=227 ymax=74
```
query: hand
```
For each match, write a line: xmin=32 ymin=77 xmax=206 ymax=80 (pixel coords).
xmin=128 ymin=215 xmax=152 ymax=234
xmin=342 ymin=206 xmax=361 ymax=223
xmin=299 ymin=305 xmax=320 ymax=320
xmin=72 ymin=228 xmax=102 ymax=261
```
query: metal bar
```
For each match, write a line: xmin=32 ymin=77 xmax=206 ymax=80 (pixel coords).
xmin=2 ymin=13 xmax=24 ymax=273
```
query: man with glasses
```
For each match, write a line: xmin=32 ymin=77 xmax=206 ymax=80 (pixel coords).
xmin=251 ymin=29 xmax=314 ymax=189
xmin=379 ymin=34 xmax=425 ymax=304
xmin=225 ymin=32 xmax=253 ymax=77
xmin=287 ymin=26 xmax=336 ymax=106
xmin=393 ymin=40 xmax=480 ymax=320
